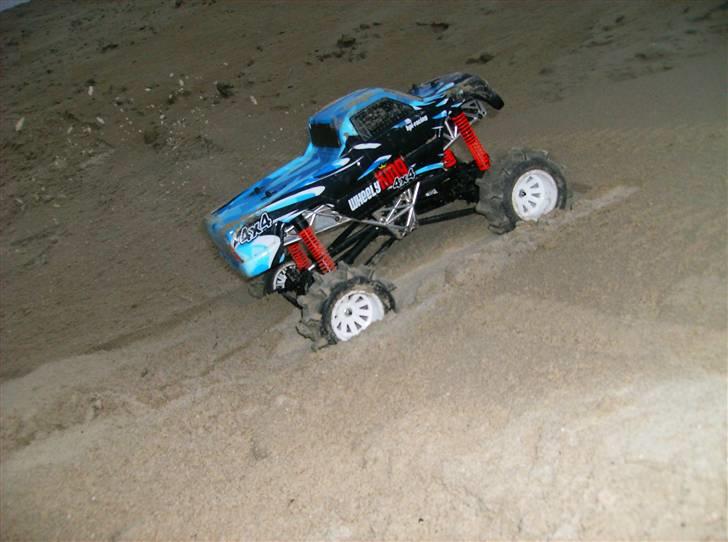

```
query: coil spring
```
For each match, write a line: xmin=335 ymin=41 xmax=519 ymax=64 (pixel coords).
xmin=451 ymin=112 xmax=491 ymax=171
xmin=287 ymin=242 xmax=312 ymax=271
xmin=298 ymin=227 xmax=336 ymax=273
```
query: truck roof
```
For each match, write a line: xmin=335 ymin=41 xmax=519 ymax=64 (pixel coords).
xmin=309 ymin=87 xmax=417 ymax=129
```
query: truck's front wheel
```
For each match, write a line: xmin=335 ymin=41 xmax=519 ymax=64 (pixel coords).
xmin=265 ymin=261 xmax=297 ymax=294
xmin=296 ymin=263 xmax=395 ymax=348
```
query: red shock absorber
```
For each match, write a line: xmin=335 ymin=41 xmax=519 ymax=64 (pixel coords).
xmin=292 ymin=216 xmax=336 ymax=274
xmin=287 ymin=242 xmax=312 ymax=271
xmin=442 ymin=148 xmax=457 ymax=169
xmin=451 ymin=112 xmax=491 ymax=171
xmin=299 ymin=227 xmax=336 ymax=273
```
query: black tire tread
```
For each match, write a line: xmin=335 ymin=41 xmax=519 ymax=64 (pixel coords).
xmin=475 ymin=147 xmax=569 ymax=234
xmin=296 ymin=263 xmax=395 ymax=348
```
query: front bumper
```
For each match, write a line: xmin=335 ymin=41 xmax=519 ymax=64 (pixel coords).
xmin=205 ymin=216 xmax=282 ymax=279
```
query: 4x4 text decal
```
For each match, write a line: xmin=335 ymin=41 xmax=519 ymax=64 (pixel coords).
xmin=232 ymin=212 xmax=273 ymax=248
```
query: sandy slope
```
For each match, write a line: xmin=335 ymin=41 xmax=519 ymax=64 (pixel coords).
xmin=1 ymin=0 xmax=726 ymax=540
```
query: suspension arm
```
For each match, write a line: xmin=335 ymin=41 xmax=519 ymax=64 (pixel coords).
xmin=418 ymin=207 xmax=476 ymax=225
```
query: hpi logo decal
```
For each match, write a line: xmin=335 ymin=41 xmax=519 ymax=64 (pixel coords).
xmin=404 ymin=115 xmax=428 ymax=132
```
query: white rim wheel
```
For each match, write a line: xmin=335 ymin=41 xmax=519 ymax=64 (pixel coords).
xmin=329 ymin=289 xmax=385 ymax=342
xmin=511 ymin=169 xmax=559 ymax=221
xmin=272 ymin=262 xmax=296 ymax=291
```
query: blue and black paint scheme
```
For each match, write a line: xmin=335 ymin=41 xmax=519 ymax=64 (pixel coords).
xmin=205 ymin=72 xmax=503 ymax=278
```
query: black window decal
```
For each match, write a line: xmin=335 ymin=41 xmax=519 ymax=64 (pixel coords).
xmin=351 ymin=99 xmax=415 ymax=141
xmin=309 ymin=122 xmax=340 ymax=148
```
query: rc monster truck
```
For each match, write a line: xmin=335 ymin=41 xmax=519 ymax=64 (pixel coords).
xmin=206 ymin=72 xmax=568 ymax=346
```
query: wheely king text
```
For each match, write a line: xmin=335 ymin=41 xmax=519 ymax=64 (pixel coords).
xmin=349 ymin=157 xmax=415 ymax=211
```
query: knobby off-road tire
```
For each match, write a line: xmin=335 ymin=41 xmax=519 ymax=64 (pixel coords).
xmin=475 ymin=148 xmax=569 ymax=234
xmin=296 ymin=263 xmax=396 ymax=349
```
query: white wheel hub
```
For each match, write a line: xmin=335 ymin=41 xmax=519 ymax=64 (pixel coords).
xmin=511 ymin=169 xmax=559 ymax=221
xmin=330 ymin=289 xmax=385 ymax=342
xmin=272 ymin=262 xmax=296 ymax=291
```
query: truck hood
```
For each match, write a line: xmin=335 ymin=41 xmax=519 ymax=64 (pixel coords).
xmin=209 ymin=143 xmax=341 ymax=227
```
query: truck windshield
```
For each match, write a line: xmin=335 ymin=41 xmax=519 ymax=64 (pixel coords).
xmin=351 ymin=98 xmax=414 ymax=141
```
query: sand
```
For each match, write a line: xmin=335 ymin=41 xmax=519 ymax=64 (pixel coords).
xmin=1 ymin=0 xmax=726 ymax=539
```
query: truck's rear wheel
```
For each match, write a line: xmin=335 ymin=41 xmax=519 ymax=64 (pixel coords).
xmin=476 ymin=148 xmax=568 ymax=233
xmin=509 ymin=168 xmax=561 ymax=221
